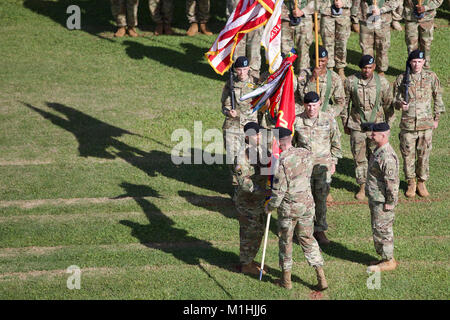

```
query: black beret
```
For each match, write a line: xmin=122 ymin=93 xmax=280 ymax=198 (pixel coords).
xmin=319 ymin=46 xmax=328 ymax=58
xmin=359 ymin=55 xmax=375 ymax=68
xmin=408 ymin=49 xmax=425 ymax=62
xmin=304 ymin=91 xmax=320 ymax=103
xmin=361 ymin=122 xmax=390 ymax=132
xmin=244 ymin=122 xmax=260 ymax=136
xmin=274 ymin=127 xmax=292 ymax=139
xmin=234 ymin=56 xmax=249 ymax=68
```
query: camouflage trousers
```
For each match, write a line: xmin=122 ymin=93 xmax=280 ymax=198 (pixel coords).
xmin=311 ymin=164 xmax=331 ymax=232
xmin=405 ymin=19 xmax=434 ymax=68
xmin=369 ymin=200 xmax=395 ymax=260
xmin=186 ymin=0 xmax=210 ymax=24
xmin=223 ymin=128 xmax=244 ymax=188
xmin=350 ymin=129 xmax=377 ymax=185
xmin=233 ymin=28 xmax=263 ymax=76
xmin=320 ymin=15 xmax=351 ymax=69
xmin=278 ymin=211 xmax=324 ymax=270
xmin=238 ymin=202 xmax=265 ymax=264
xmin=110 ymin=0 xmax=139 ymax=27
xmin=149 ymin=0 xmax=173 ymax=24
xmin=359 ymin=21 xmax=391 ymax=72
xmin=281 ymin=18 xmax=313 ymax=72
xmin=399 ymin=129 xmax=433 ymax=181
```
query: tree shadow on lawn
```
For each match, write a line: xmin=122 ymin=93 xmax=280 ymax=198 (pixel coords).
xmin=122 ymin=40 xmax=222 ymax=81
xmin=22 ymin=101 xmax=231 ymax=195
xmin=333 ymin=156 xmax=359 ymax=194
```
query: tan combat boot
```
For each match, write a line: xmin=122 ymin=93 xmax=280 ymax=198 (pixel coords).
xmin=164 ymin=23 xmax=174 ymax=35
xmin=391 ymin=21 xmax=403 ymax=31
xmin=326 ymin=193 xmax=333 ymax=203
xmin=367 ymin=258 xmax=398 ymax=272
xmin=154 ymin=23 xmax=163 ymax=36
xmin=352 ymin=23 xmax=360 ymax=33
xmin=186 ymin=23 xmax=198 ymax=36
xmin=276 ymin=270 xmax=292 ymax=289
xmin=336 ymin=68 xmax=346 ymax=81
xmin=241 ymin=261 xmax=266 ymax=275
xmin=114 ymin=26 xmax=126 ymax=37
xmin=315 ymin=266 xmax=328 ymax=291
xmin=314 ymin=231 xmax=331 ymax=245
xmin=127 ymin=27 xmax=138 ymax=37
xmin=355 ymin=183 xmax=366 ymax=201
xmin=405 ymin=179 xmax=416 ymax=198
xmin=199 ymin=23 xmax=213 ymax=35
xmin=417 ymin=180 xmax=430 ymax=197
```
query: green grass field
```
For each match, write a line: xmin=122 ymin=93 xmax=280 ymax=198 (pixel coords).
xmin=0 ymin=0 xmax=449 ymax=300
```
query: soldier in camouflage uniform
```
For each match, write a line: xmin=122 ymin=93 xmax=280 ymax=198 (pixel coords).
xmin=186 ymin=0 xmax=212 ymax=36
xmin=391 ymin=1 xmax=404 ymax=30
xmin=354 ymin=0 xmax=400 ymax=76
xmin=281 ymin=0 xmax=316 ymax=72
xmin=110 ymin=0 xmax=139 ymax=37
xmin=403 ymin=0 xmax=443 ymax=68
xmin=233 ymin=122 xmax=271 ymax=275
xmin=296 ymin=46 xmax=346 ymax=118
xmin=227 ymin=0 xmax=263 ymax=78
xmin=318 ymin=0 xmax=352 ymax=79
xmin=342 ymin=55 xmax=394 ymax=200
xmin=149 ymin=0 xmax=174 ymax=35
xmin=351 ymin=0 xmax=360 ymax=32
xmin=293 ymin=92 xmax=342 ymax=245
xmin=222 ymin=57 xmax=259 ymax=192
xmin=364 ymin=122 xmax=400 ymax=272
xmin=265 ymin=127 xmax=328 ymax=291
xmin=393 ymin=50 xmax=445 ymax=198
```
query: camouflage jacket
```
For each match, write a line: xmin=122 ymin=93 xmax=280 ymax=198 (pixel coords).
xmin=267 ymin=147 xmax=315 ymax=218
xmin=281 ymin=0 xmax=315 ymax=21
xmin=221 ymin=75 xmax=259 ymax=130
xmin=233 ymin=145 xmax=271 ymax=207
xmin=403 ymin=0 xmax=443 ymax=22
xmin=393 ymin=69 xmax=445 ymax=131
xmin=296 ymin=68 xmax=346 ymax=118
xmin=319 ymin=0 xmax=352 ymax=16
xmin=352 ymin=0 xmax=400 ymax=23
xmin=293 ymin=111 xmax=342 ymax=166
xmin=365 ymin=142 xmax=400 ymax=205
xmin=343 ymin=72 xmax=394 ymax=131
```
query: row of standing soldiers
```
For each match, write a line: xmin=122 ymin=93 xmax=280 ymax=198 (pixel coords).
xmin=220 ymin=47 xmax=444 ymax=289
xmin=109 ymin=0 xmax=213 ymax=37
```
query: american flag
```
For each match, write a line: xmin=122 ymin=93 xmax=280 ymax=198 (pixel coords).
xmin=205 ymin=0 xmax=277 ymax=75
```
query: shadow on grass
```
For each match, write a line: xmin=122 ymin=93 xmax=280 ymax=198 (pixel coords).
xmin=22 ymin=101 xmax=232 ymax=194
xmin=116 ymin=182 xmax=236 ymax=298
xmin=122 ymin=40 xmax=222 ymax=81
xmin=333 ymin=156 xmax=359 ymax=193
xmin=321 ymin=241 xmax=377 ymax=265
xmin=178 ymin=190 xmax=279 ymax=236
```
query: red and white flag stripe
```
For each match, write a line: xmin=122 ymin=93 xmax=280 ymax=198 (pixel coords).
xmin=205 ymin=0 xmax=276 ymax=75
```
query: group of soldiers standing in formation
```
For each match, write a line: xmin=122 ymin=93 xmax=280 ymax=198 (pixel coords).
xmin=110 ymin=0 xmax=213 ymax=37
xmin=221 ymin=1 xmax=444 ymax=291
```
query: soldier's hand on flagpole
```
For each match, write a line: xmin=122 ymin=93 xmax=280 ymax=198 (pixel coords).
xmin=310 ymin=67 xmax=320 ymax=83
xmin=371 ymin=6 xmax=380 ymax=16
xmin=401 ymin=100 xmax=409 ymax=111
xmin=334 ymin=0 xmax=343 ymax=8
xmin=293 ymin=8 xmax=304 ymax=17
xmin=344 ymin=126 xmax=351 ymax=135
xmin=416 ymin=5 xmax=425 ymax=14
xmin=228 ymin=109 xmax=237 ymax=118
xmin=330 ymin=163 xmax=336 ymax=175
xmin=264 ymin=203 xmax=272 ymax=215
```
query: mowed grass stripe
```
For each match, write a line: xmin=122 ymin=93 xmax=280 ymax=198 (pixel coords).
xmin=0 ymin=261 xmax=447 ymax=300
xmin=0 ymin=236 xmax=447 ymax=275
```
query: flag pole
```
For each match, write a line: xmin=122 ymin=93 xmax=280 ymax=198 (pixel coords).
xmin=314 ymin=0 xmax=320 ymax=94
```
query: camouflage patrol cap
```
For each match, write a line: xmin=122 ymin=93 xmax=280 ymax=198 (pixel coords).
xmin=359 ymin=55 xmax=375 ymax=68
xmin=244 ymin=122 xmax=260 ymax=136
xmin=234 ymin=56 xmax=249 ymax=68
xmin=408 ymin=49 xmax=425 ymax=62
xmin=274 ymin=127 xmax=292 ymax=139
xmin=304 ymin=91 xmax=320 ymax=103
